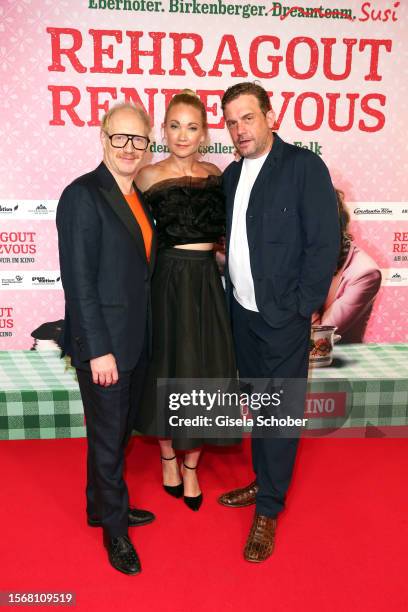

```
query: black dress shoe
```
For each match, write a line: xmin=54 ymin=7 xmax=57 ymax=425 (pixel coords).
xmin=184 ymin=492 xmax=203 ymax=511
xmin=182 ymin=463 xmax=203 ymax=511
xmin=104 ymin=535 xmax=141 ymax=575
xmin=127 ymin=507 xmax=155 ymax=527
xmin=88 ymin=507 xmax=155 ymax=528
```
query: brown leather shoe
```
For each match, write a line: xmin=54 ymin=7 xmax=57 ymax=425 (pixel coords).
xmin=218 ymin=481 xmax=259 ymax=508
xmin=244 ymin=513 xmax=277 ymax=563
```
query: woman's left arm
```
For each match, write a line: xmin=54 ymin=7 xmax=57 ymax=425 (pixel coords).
xmin=320 ymin=269 xmax=382 ymax=335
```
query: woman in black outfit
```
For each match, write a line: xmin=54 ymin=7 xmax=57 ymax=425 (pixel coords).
xmin=135 ymin=91 xmax=238 ymax=510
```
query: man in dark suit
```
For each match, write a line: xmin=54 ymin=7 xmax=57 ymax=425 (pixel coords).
xmin=218 ymin=83 xmax=340 ymax=562
xmin=57 ymin=103 xmax=157 ymax=575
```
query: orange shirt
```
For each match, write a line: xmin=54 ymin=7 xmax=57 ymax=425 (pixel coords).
xmin=124 ymin=192 xmax=153 ymax=261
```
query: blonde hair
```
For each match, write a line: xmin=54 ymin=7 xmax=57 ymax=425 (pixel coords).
xmin=164 ymin=89 xmax=208 ymax=131
xmin=101 ymin=102 xmax=151 ymax=134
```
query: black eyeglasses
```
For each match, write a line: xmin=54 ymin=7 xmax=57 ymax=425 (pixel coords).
xmin=106 ymin=133 xmax=150 ymax=151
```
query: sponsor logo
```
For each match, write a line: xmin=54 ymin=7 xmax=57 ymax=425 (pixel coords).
xmin=0 ymin=201 xmax=57 ymax=219
xmin=34 ymin=203 xmax=48 ymax=214
xmin=1 ymin=274 xmax=24 ymax=287
xmin=28 ymin=202 xmax=56 ymax=217
xmin=381 ymin=269 xmax=408 ymax=285
xmin=348 ymin=203 xmax=408 ymax=221
xmin=32 ymin=275 xmax=61 ymax=286
xmin=354 ymin=207 xmax=393 ymax=215
xmin=0 ymin=271 xmax=62 ymax=289
xmin=0 ymin=203 xmax=19 ymax=215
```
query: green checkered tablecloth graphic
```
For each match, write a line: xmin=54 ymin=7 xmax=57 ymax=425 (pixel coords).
xmin=0 ymin=351 xmax=85 ymax=440
xmin=307 ymin=344 xmax=408 ymax=432
xmin=310 ymin=344 xmax=408 ymax=381
xmin=0 ymin=345 xmax=407 ymax=439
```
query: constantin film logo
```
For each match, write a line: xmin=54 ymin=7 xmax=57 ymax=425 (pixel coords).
xmin=353 ymin=206 xmax=393 ymax=215
xmin=349 ymin=204 xmax=408 ymax=221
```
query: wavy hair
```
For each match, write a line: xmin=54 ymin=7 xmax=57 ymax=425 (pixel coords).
xmin=336 ymin=189 xmax=353 ymax=272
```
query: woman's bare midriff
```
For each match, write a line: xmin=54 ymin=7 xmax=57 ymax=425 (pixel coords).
xmin=174 ymin=243 xmax=214 ymax=251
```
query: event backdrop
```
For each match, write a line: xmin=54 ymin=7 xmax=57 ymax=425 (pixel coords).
xmin=0 ymin=0 xmax=407 ymax=348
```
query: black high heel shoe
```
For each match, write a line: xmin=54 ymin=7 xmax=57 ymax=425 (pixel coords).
xmin=182 ymin=463 xmax=203 ymax=511
xmin=161 ymin=456 xmax=184 ymax=498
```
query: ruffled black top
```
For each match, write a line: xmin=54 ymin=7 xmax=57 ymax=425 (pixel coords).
xmin=143 ymin=175 xmax=225 ymax=248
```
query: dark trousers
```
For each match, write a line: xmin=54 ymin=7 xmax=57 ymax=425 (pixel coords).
xmin=76 ymin=344 xmax=148 ymax=538
xmin=231 ymin=298 xmax=311 ymax=518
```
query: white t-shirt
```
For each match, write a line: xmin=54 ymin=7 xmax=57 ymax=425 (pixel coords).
xmin=229 ymin=151 xmax=269 ymax=311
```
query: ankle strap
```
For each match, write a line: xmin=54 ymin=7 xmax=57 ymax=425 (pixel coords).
xmin=183 ymin=462 xmax=198 ymax=470
xmin=161 ymin=455 xmax=176 ymax=461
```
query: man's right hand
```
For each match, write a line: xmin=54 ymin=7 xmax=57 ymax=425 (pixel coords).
xmin=90 ymin=354 xmax=119 ymax=386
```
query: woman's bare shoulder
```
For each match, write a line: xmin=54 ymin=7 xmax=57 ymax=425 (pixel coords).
xmin=199 ymin=161 xmax=222 ymax=177
xmin=136 ymin=162 xmax=169 ymax=192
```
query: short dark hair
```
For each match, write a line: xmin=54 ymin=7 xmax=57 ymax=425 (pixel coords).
xmin=221 ymin=82 xmax=272 ymax=114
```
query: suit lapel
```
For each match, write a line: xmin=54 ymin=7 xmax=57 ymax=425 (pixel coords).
xmin=99 ymin=183 xmax=148 ymax=263
xmin=95 ymin=163 xmax=156 ymax=268
xmin=135 ymin=184 xmax=157 ymax=273
xmin=225 ymin=159 xmax=243 ymax=240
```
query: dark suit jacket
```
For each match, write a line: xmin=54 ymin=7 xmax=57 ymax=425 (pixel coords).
xmin=223 ymin=134 xmax=340 ymax=328
xmin=56 ymin=162 xmax=156 ymax=371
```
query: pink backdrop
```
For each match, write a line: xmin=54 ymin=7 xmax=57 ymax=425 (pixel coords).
xmin=0 ymin=0 xmax=407 ymax=347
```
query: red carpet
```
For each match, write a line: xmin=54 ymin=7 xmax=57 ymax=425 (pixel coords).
xmin=1 ymin=436 xmax=407 ymax=611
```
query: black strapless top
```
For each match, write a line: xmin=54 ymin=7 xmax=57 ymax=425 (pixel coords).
xmin=143 ymin=175 xmax=225 ymax=248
